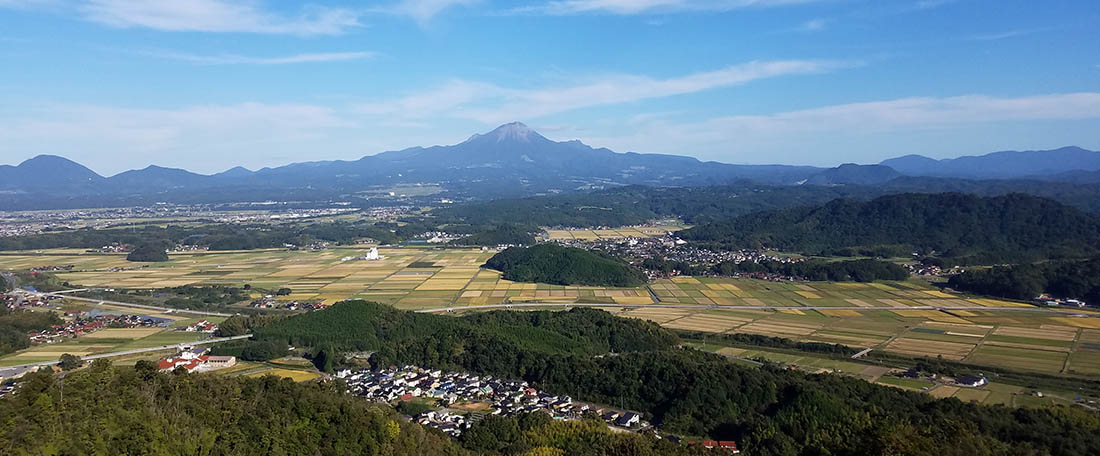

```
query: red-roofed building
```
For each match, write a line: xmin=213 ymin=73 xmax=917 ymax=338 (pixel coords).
xmin=157 ymin=346 xmax=236 ymax=373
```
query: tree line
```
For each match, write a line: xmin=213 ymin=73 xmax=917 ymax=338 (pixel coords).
xmin=0 ymin=220 xmax=403 ymax=253
xmin=642 ymin=257 xmax=909 ymax=282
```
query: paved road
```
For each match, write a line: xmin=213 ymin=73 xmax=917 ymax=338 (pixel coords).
xmin=36 ymin=291 xmax=234 ymax=317
xmin=1 ymin=334 xmax=253 ymax=371
xmin=416 ymin=302 xmax=1100 ymax=316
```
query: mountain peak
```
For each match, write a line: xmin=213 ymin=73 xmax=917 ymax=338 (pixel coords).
xmin=466 ymin=122 xmax=546 ymax=144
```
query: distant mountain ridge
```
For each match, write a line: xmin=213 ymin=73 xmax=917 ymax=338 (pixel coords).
xmin=880 ymin=146 xmax=1100 ymax=179
xmin=1 ymin=122 xmax=1097 ymax=209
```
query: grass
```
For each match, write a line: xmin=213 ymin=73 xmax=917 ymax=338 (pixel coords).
xmin=248 ymin=368 xmax=322 ymax=382
xmin=877 ymin=376 xmax=934 ymax=390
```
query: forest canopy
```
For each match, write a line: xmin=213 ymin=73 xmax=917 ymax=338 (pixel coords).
xmin=483 ymin=244 xmax=647 ymax=287
xmin=948 ymin=256 xmax=1100 ymax=303
xmin=677 ymin=193 xmax=1100 ymax=263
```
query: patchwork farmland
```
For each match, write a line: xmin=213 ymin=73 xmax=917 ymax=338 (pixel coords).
xmin=4 ymin=247 xmax=1099 ymax=376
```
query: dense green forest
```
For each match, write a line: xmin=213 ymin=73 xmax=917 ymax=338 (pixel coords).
xmin=948 ymin=256 xmax=1100 ymax=303
xmin=642 ymin=258 xmax=909 ymax=282
xmin=460 ymin=413 xmax=700 ymax=456
xmin=0 ymin=310 xmax=61 ymax=356
xmin=244 ymin=301 xmax=1100 ymax=455
xmin=0 ymin=360 xmax=466 ymax=455
xmin=126 ymin=241 xmax=170 ymax=262
xmin=451 ymin=224 xmax=537 ymax=246
xmin=215 ymin=313 xmax=287 ymax=337
xmin=431 ymin=183 xmax=878 ymax=227
xmin=678 ymin=193 xmax=1100 ymax=263
xmin=431 ymin=180 xmax=1100 ymax=229
xmin=252 ymin=301 xmax=677 ymax=373
xmin=0 ymin=220 xmax=401 ymax=252
xmin=484 ymin=244 xmax=647 ymax=287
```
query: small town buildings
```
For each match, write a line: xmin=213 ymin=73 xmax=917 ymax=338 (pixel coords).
xmin=157 ymin=345 xmax=236 ymax=373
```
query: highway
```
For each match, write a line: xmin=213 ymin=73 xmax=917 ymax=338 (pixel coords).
xmin=0 ymin=334 xmax=252 ymax=371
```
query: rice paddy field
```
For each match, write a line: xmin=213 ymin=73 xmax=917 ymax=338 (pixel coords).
xmin=0 ymin=247 xmax=653 ymax=309
xmin=611 ymin=298 xmax=1100 ymax=375
xmin=4 ymin=247 xmax=1100 ymax=377
xmin=543 ymin=225 xmax=685 ymax=241
xmin=694 ymin=341 xmax=1084 ymax=409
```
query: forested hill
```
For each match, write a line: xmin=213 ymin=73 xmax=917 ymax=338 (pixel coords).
xmin=0 ymin=361 xmax=465 ymax=455
xmin=431 ymin=183 xmax=883 ymax=227
xmin=253 ymin=301 xmax=678 ymax=373
xmin=484 ymin=244 xmax=648 ymax=287
xmin=431 ymin=180 xmax=1100 ymax=229
xmin=241 ymin=302 xmax=1100 ymax=454
xmin=948 ymin=256 xmax=1100 ymax=303
xmin=677 ymin=193 xmax=1100 ymax=262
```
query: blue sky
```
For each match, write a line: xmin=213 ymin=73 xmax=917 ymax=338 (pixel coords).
xmin=0 ymin=0 xmax=1098 ymax=175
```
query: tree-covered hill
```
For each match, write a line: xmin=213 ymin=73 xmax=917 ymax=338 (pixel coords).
xmin=484 ymin=244 xmax=648 ymax=287
xmin=0 ymin=361 xmax=465 ymax=455
xmin=678 ymin=193 xmax=1100 ymax=262
xmin=252 ymin=301 xmax=678 ymax=374
xmin=242 ymin=302 xmax=1100 ymax=455
xmin=430 ymin=179 xmax=1100 ymax=229
xmin=948 ymin=256 xmax=1100 ymax=303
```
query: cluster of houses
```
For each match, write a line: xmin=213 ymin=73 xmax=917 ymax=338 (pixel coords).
xmin=248 ymin=296 xmax=329 ymax=311
xmin=29 ymin=312 xmax=170 ymax=344
xmin=1036 ymin=295 xmax=1089 ymax=308
xmin=898 ymin=368 xmax=988 ymax=388
xmin=29 ymin=264 xmax=75 ymax=272
xmin=156 ymin=345 xmax=237 ymax=373
xmin=415 ymin=231 xmax=464 ymax=244
xmin=337 ymin=366 xmax=649 ymax=438
xmin=178 ymin=319 xmax=218 ymax=333
xmin=552 ymin=235 xmax=802 ymax=280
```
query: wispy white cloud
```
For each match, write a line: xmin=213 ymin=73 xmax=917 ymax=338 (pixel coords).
xmin=912 ymin=0 xmax=956 ymax=10
xmin=520 ymin=0 xmax=821 ymax=16
xmin=695 ymin=93 xmax=1100 ymax=133
xmin=147 ymin=50 xmax=375 ymax=65
xmin=80 ymin=0 xmax=362 ymax=35
xmin=381 ymin=0 xmax=480 ymax=23
xmin=356 ymin=59 xmax=854 ymax=123
xmin=584 ymin=92 xmax=1100 ymax=163
xmin=793 ymin=17 xmax=826 ymax=32
xmin=968 ymin=27 xmax=1049 ymax=41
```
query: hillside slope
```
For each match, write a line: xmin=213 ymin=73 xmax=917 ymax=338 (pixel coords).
xmin=677 ymin=193 xmax=1100 ymax=261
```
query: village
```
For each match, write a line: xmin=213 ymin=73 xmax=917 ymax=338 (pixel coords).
xmin=335 ymin=364 xmax=740 ymax=452
xmin=337 ymin=365 xmax=648 ymax=437
xmin=29 ymin=312 xmax=171 ymax=344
